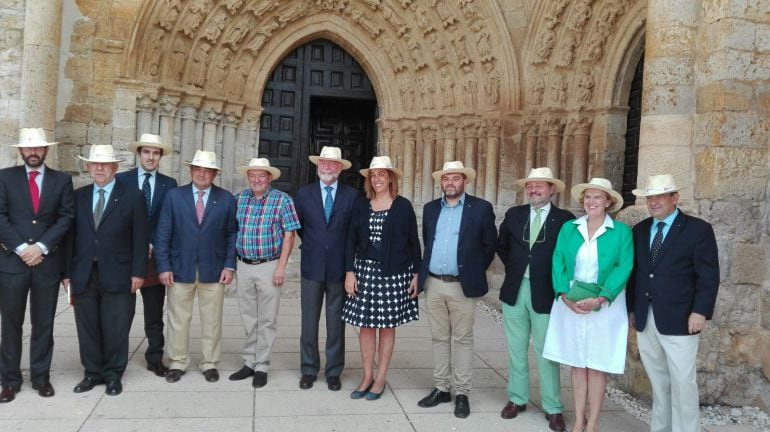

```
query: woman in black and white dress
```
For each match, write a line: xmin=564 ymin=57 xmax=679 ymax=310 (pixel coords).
xmin=343 ymin=156 xmax=421 ymax=401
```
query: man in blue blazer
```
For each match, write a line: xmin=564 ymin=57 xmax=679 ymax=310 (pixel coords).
xmin=294 ymin=147 xmax=358 ymax=391
xmin=627 ymin=174 xmax=719 ymax=432
xmin=116 ymin=133 xmax=177 ymax=378
xmin=154 ymin=150 xmax=237 ymax=384
xmin=66 ymin=145 xmax=148 ymax=396
xmin=417 ymin=161 xmax=497 ymax=418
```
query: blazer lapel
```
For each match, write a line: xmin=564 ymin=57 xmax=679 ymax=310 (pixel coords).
xmin=313 ymin=184 xmax=326 ymax=222
xmin=37 ymin=166 xmax=56 ymax=213
xmin=652 ymin=211 xmax=686 ymax=267
xmin=458 ymin=197 xmax=473 ymax=241
xmin=84 ymin=185 xmax=96 ymax=232
xmin=201 ymin=187 xmax=218 ymax=224
xmin=98 ymin=182 xmax=122 ymax=225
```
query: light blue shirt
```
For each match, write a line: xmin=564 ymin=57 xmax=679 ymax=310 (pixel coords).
xmin=92 ymin=179 xmax=116 ymax=212
xmin=320 ymin=180 xmax=337 ymax=201
xmin=428 ymin=194 xmax=465 ymax=276
xmin=25 ymin=164 xmax=45 ymax=191
xmin=648 ymin=208 xmax=679 ymax=248
xmin=137 ymin=168 xmax=156 ymax=198
xmin=193 ymin=184 xmax=212 ymax=207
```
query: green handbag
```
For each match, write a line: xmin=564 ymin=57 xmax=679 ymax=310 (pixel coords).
xmin=566 ymin=281 xmax=602 ymax=302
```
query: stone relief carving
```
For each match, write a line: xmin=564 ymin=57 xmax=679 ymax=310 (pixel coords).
xmin=246 ymin=19 xmax=279 ymax=54
xmin=421 ymin=122 xmax=437 ymax=142
xmin=247 ymin=0 xmax=281 ymax=19
xmin=432 ymin=0 xmax=456 ymax=28
xmin=404 ymin=35 xmax=428 ymax=69
xmin=461 ymin=64 xmax=478 ymax=108
xmin=315 ymin=0 xmax=348 ymax=12
xmin=379 ymin=37 xmax=407 ymax=72
xmin=203 ymin=10 xmax=229 ymax=43
xmin=359 ymin=0 xmax=381 ymax=10
xmin=399 ymin=0 xmax=412 ymax=8
xmin=136 ymin=93 xmax=157 ymax=112
xmin=476 ymin=119 xmax=488 ymax=138
xmin=584 ymin=27 xmax=609 ymax=62
xmin=542 ymin=117 xmax=564 ymax=136
xmin=451 ymin=33 xmax=471 ymax=66
xmin=279 ymin=4 xmax=308 ymax=27
xmin=431 ymin=34 xmax=449 ymax=67
xmin=475 ymin=27 xmax=493 ymax=62
xmin=574 ymin=64 xmax=595 ymax=107
xmin=203 ymin=104 xmax=222 ymax=123
xmin=179 ymin=0 xmax=213 ymax=38
xmin=186 ymin=41 xmax=212 ymax=87
xmin=349 ymin=9 xmax=383 ymax=38
xmin=532 ymin=28 xmax=555 ymax=64
xmin=157 ymin=1 xmax=181 ymax=31
xmin=169 ymin=37 xmax=191 ymax=81
xmin=459 ymin=0 xmax=480 ymax=22
xmin=159 ymin=95 xmax=179 ymax=117
xmin=382 ymin=5 xmax=408 ymax=37
xmin=439 ymin=68 xmax=456 ymax=108
xmin=528 ymin=73 xmax=545 ymax=107
xmin=224 ymin=0 xmax=246 ymax=14
xmin=223 ymin=15 xmax=255 ymax=50
xmin=226 ymin=55 xmax=253 ymax=98
xmin=550 ymin=72 xmax=568 ymax=106
xmin=399 ymin=76 xmax=415 ymax=111
xmin=441 ymin=121 xmax=457 ymax=139
xmin=555 ymin=31 xmax=577 ymax=67
xmin=597 ymin=0 xmax=627 ymax=29
xmin=143 ymin=27 xmax=165 ymax=77
xmin=209 ymin=48 xmax=232 ymax=93
xmin=417 ymin=76 xmax=435 ymax=110
xmin=482 ymin=61 xmax=500 ymax=108
xmin=567 ymin=0 xmax=593 ymax=34
xmin=412 ymin=5 xmax=435 ymax=35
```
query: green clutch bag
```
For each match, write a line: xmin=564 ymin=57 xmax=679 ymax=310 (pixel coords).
xmin=566 ymin=281 xmax=602 ymax=302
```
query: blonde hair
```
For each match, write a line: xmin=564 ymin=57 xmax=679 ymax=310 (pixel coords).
xmin=364 ymin=170 xmax=399 ymax=199
xmin=577 ymin=189 xmax=616 ymax=210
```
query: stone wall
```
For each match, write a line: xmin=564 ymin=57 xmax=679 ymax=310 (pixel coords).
xmin=0 ymin=0 xmax=25 ymax=166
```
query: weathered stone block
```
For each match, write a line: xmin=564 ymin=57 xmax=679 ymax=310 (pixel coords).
xmin=0 ymin=0 xmax=24 ymax=10
xmin=696 ymin=81 xmax=752 ymax=112
xmin=93 ymin=55 xmax=117 ymax=82
xmin=695 ymin=148 xmax=768 ymax=200
xmin=64 ymin=57 xmax=93 ymax=81
xmin=91 ymin=104 xmax=113 ymax=124
xmin=760 ymin=333 xmax=770 ymax=379
xmin=715 ymin=283 xmax=761 ymax=327
xmin=646 ymin=26 xmax=696 ymax=58
xmin=699 ymin=18 xmax=757 ymax=52
xmin=755 ymin=23 xmax=770 ymax=50
xmin=648 ymin=0 xmax=698 ymax=28
xmin=109 ymin=17 xmax=131 ymax=41
xmin=701 ymin=0 xmax=750 ymax=23
xmin=63 ymin=104 xmax=91 ymax=123
xmin=644 ymin=57 xmax=694 ymax=86
xmin=729 ymin=245 xmax=766 ymax=285
xmin=693 ymin=112 xmax=769 ymax=149
xmin=638 ymin=114 xmax=692 ymax=147
xmin=762 ymin=291 xmax=770 ymax=331
xmin=703 ymin=50 xmax=770 ymax=81
xmin=642 ymin=84 xmax=696 ymax=116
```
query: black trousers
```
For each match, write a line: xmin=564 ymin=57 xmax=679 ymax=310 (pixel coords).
xmin=0 ymin=270 xmax=60 ymax=387
xmin=138 ymin=284 xmax=166 ymax=364
xmin=73 ymin=265 xmax=134 ymax=381
xmin=299 ymin=278 xmax=346 ymax=377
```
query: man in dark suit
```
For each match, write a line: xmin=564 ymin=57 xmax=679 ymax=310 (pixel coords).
xmin=0 ymin=128 xmax=74 ymax=402
xmin=496 ymin=167 xmax=574 ymax=432
xmin=154 ymin=150 xmax=237 ymax=384
xmin=65 ymin=145 xmax=148 ymax=396
xmin=628 ymin=174 xmax=719 ymax=432
xmin=416 ymin=161 xmax=497 ymax=418
xmin=294 ymin=147 xmax=357 ymax=391
xmin=116 ymin=133 xmax=177 ymax=377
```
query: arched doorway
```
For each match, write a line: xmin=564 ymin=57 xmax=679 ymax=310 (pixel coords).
xmin=621 ymin=51 xmax=644 ymax=206
xmin=258 ymin=39 xmax=378 ymax=195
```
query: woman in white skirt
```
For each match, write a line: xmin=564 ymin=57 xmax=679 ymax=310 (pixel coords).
xmin=543 ymin=178 xmax=633 ymax=432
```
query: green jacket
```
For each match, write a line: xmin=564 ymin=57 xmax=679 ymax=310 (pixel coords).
xmin=551 ymin=216 xmax=634 ymax=303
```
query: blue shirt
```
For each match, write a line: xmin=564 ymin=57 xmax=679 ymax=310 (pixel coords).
xmin=320 ymin=180 xmax=337 ymax=201
xmin=648 ymin=208 xmax=679 ymax=248
xmin=137 ymin=168 xmax=157 ymax=198
xmin=92 ymin=179 xmax=116 ymax=212
xmin=193 ymin=184 xmax=212 ymax=207
xmin=428 ymin=194 xmax=465 ymax=276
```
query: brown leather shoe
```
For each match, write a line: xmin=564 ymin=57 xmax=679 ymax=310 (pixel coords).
xmin=500 ymin=401 xmax=527 ymax=419
xmin=32 ymin=381 xmax=55 ymax=397
xmin=0 ymin=386 xmax=20 ymax=403
xmin=545 ymin=413 xmax=567 ymax=432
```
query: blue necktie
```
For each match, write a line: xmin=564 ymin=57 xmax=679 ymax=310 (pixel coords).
xmin=142 ymin=173 xmax=152 ymax=219
xmin=324 ymin=186 xmax=333 ymax=223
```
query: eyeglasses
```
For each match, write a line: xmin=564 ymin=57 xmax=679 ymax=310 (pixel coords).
xmin=522 ymin=219 xmax=546 ymax=245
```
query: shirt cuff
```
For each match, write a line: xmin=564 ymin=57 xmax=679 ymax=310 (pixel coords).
xmin=224 ymin=267 xmax=235 ymax=272
xmin=14 ymin=243 xmax=28 ymax=255
xmin=36 ymin=242 xmax=49 ymax=255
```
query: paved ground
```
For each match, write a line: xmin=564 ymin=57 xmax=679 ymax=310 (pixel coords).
xmin=0 ymin=283 xmax=747 ymax=431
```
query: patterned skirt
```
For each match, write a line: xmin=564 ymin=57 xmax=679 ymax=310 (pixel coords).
xmin=342 ymin=258 xmax=419 ymax=328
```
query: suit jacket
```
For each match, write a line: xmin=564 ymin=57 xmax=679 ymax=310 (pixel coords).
xmin=345 ymin=195 xmax=421 ymax=276
xmin=418 ymin=194 xmax=497 ymax=298
xmin=552 ymin=216 xmax=634 ymax=303
xmin=116 ymin=168 xmax=178 ymax=242
xmin=295 ymin=182 xmax=358 ymax=283
xmin=496 ymin=204 xmax=575 ymax=313
xmin=154 ymin=183 xmax=237 ymax=284
xmin=67 ymin=181 xmax=148 ymax=294
xmin=0 ymin=165 xmax=74 ymax=274
xmin=627 ymin=211 xmax=719 ymax=335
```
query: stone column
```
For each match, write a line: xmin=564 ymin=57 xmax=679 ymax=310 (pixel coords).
xmin=202 ymin=103 xmax=222 ymax=154
xmin=485 ymin=120 xmax=500 ymax=205
xmin=462 ymin=120 xmax=478 ymax=195
xmin=544 ymin=117 xmax=564 ymax=179
xmin=442 ymin=121 xmax=457 ymax=164
xmin=524 ymin=120 xmax=538 ymax=175
xmin=401 ymin=122 xmax=417 ymax=201
xmin=570 ymin=117 xmax=592 ymax=202
xmin=158 ymin=94 xmax=179 ymax=177
xmin=235 ymin=108 xmax=262 ymax=191
xmin=136 ymin=94 xmax=156 ymax=136
xmin=178 ymin=97 xmax=201 ymax=184
xmin=420 ymin=121 xmax=437 ymax=203
xmin=380 ymin=126 xmax=394 ymax=157
xmin=221 ymin=107 xmax=242 ymax=191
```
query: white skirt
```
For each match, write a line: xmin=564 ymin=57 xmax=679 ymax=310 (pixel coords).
xmin=543 ymin=290 xmax=628 ymax=374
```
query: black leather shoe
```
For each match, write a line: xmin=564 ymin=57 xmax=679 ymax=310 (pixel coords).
xmin=32 ymin=382 xmax=55 ymax=397
xmin=203 ymin=369 xmax=219 ymax=383
xmin=147 ymin=362 xmax=169 ymax=377
xmin=166 ymin=369 xmax=185 ymax=383
xmin=105 ymin=380 xmax=122 ymax=396
xmin=326 ymin=376 xmax=341 ymax=391
xmin=299 ymin=374 xmax=316 ymax=389
xmin=229 ymin=366 xmax=254 ymax=381
xmin=73 ymin=377 xmax=104 ymax=393
xmin=454 ymin=394 xmax=470 ymax=418
xmin=0 ymin=385 xmax=20 ymax=403
xmin=252 ymin=371 xmax=267 ymax=388
xmin=417 ymin=388 xmax=452 ymax=408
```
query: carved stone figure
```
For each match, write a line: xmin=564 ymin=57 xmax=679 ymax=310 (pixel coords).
xmin=169 ymin=37 xmax=190 ymax=82
xmin=279 ymin=3 xmax=307 ymax=27
xmin=224 ymin=0 xmax=246 ymax=14
xmin=432 ymin=0 xmax=456 ymax=28
xmin=226 ymin=55 xmax=252 ymax=98
xmin=476 ymin=28 xmax=492 ymax=60
xmin=405 ymin=35 xmax=427 ymax=69
xmin=413 ymin=5 xmax=434 ymax=35
xmin=550 ymin=72 xmax=568 ymax=106
xmin=223 ymin=15 xmax=255 ymax=50
xmin=379 ymin=37 xmax=407 ymax=72
xmin=203 ymin=11 xmax=228 ymax=43
xmin=439 ymin=68 xmax=456 ymax=108
xmin=187 ymin=42 xmax=212 ymax=87
xmin=179 ymin=0 xmax=213 ymax=38
xmin=157 ymin=2 xmax=181 ymax=31
xmin=361 ymin=0 xmax=381 ymax=10
xmin=143 ymin=27 xmax=165 ymax=77
xmin=584 ymin=28 xmax=609 ymax=62
xmin=533 ymin=28 xmax=555 ymax=63
xmin=417 ymin=76 xmax=435 ymax=110
xmin=461 ymin=64 xmax=478 ymax=108
xmin=248 ymin=0 xmax=281 ymax=19
xmin=399 ymin=0 xmax=412 ymax=8
xmin=209 ymin=48 xmax=232 ymax=93
xmin=459 ymin=0 xmax=480 ymax=22
xmin=382 ymin=5 xmax=408 ymax=37
xmin=246 ymin=20 xmax=279 ymax=54
xmin=528 ymin=73 xmax=545 ymax=106
xmin=451 ymin=33 xmax=471 ymax=66
xmin=556 ymin=31 xmax=577 ymax=67
xmin=399 ymin=77 xmax=415 ymax=111
xmin=567 ymin=0 xmax=593 ymax=33
xmin=575 ymin=65 xmax=595 ymax=107
xmin=350 ymin=9 xmax=383 ymax=38
xmin=483 ymin=61 xmax=501 ymax=108
xmin=431 ymin=34 xmax=449 ymax=67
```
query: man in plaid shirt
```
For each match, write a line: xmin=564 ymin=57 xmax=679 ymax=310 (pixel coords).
xmin=228 ymin=158 xmax=300 ymax=388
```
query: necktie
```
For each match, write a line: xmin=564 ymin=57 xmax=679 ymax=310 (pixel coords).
xmin=142 ymin=173 xmax=152 ymax=219
xmin=28 ymin=171 xmax=40 ymax=215
xmin=324 ymin=186 xmax=333 ymax=223
xmin=529 ymin=207 xmax=542 ymax=249
xmin=94 ymin=188 xmax=105 ymax=229
xmin=650 ymin=221 xmax=665 ymax=265
xmin=196 ymin=190 xmax=205 ymax=224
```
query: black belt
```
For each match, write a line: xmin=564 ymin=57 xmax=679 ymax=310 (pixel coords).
xmin=237 ymin=256 xmax=277 ymax=265
xmin=429 ymin=272 xmax=459 ymax=283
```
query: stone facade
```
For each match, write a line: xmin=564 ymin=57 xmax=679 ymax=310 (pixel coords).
xmin=1 ymin=0 xmax=768 ymax=409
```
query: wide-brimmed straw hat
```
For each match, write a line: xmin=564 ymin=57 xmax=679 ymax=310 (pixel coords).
xmin=183 ymin=150 xmax=221 ymax=170
xmin=12 ymin=128 xmax=58 ymax=147
xmin=571 ymin=177 xmax=624 ymax=213
xmin=237 ymin=157 xmax=281 ymax=180
xmin=77 ymin=145 xmax=125 ymax=163
xmin=128 ymin=133 xmax=172 ymax=156
xmin=309 ymin=146 xmax=352 ymax=170
xmin=359 ymin=156 xmax=402 ymax=178
xmin=514 ymin=167 xmax=565 ymax=193
xmin=431 ymin=161 xmax=477 ymax=183
xmin=632 ymin=174 xmax=680 ymax=197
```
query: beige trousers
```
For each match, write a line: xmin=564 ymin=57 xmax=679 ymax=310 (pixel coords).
xmin=235 ymin=259 xmax=281 ymax=373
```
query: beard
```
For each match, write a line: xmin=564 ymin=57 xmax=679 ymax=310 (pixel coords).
xmin=442 ymin=186 xmax=464 ymax=199
xmin=23 ymin=153 xmax=45 ymax=168
xmin=318 ymin=170 xmax=339 ymax=184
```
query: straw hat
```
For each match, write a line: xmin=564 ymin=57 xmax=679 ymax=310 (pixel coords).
xmin=77 ymin=145 xmax=125 ymax=163
xmin=571 ymin=177 xmax=624 ymax=213
xmin=431 ymin=161 xmax=477 ymax=183
xmin=128 ymin=133 xmax=172 ymax=156
xmin=237 ymin=157 xmax=281 ymax=180
xmin=514 ymin=167 xmax=565 ymax=193
xmin=12 ymin=128 xmax=58 ymax=147
xmin=183 ymin=150 xmax=221 ymax=170
xmin=632 ymin=174 xmax=680 ymax=197
xmin=309 ymin=146 xmax=352 ymax=170
xmin=359 ymin=156 xmax=402 ymax=178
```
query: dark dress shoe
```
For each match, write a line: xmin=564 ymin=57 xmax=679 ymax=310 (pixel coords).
xmin=365 ymin=389 xmax=383 ymax=401
xmin=545 ymin=413 xmax=567 ymax=432
xmin=73 ymin=377 xmax=104 ymax=393
xmin=166 ymin=369 xmax=185 ymax=383
xmin=299 ymin=374 xmax=316 ymax=389
xmin=229 ymin=366 xmax=255 ymax=381
xmin=0 ymin=385 xmax=20 ymax=403
xmin=147 ymin=362 xmax=169 ymax=377
xmin=105 ymin=380 xmax=123 ymax=396
xmin=326 ymin=376 xmax=341 ymax=391
xmin=252 ymin=371 xmax=267 ymax=388
xmin=203 ymin=369 xmax=219 ymax=382
xmin=454 ymin=394 xmax=470 ymax=419
xmin=350 ymin=382 xmax=373 ymax=400
xmin=32 ymin=382 xmax=55 ymax=397
xmin=417 ymin=388 xmax=452 ymax=408
xmin=501 ymin=401 xmax=527 ymax=419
